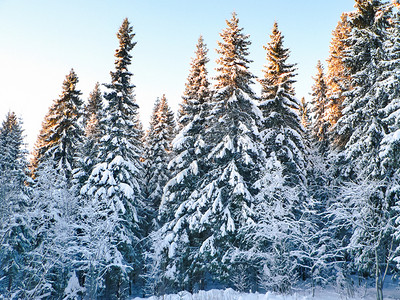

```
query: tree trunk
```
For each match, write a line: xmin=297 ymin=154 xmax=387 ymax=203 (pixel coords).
xmin=375 ymin=248 xmax=383 ymax=300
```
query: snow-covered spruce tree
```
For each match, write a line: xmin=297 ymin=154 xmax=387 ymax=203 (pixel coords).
xmin=24 ymin=161 xmax=80 ymax=299
xmin=149 ymin=35 xmax=212 ymax=294
xmin=329 ymin=2 xmax=400 ymax=299
xmin=197 ymin=12 xmax=264 ymax=289
xmin=73 ymin=82 xmax=104 ymax=192
xmin=31 ymin=69 xmax=83 ymax=181
xmin=310 ymin=61 xmax=330 ymax=151
xmin=79 ymin=18 xmax=145 ymax=299
xmin=83 ymin=82 xmax=103 ymax=129
xmin=258 ymin=21 xmax=306 ymax=187
xmin=144 ymin=94 xmax=176 ymax=219
xmin=177 ymin=35 xmax=211 ymax=130
xmin=67 ymin=82 xmax=106 ymax=299
xmin=22 ymin=70 xmax=84 ymax=298
xmin=158 ymin=13 xmax=265 ymax=291
xmin=0 ymin=113 xmax=32 ymax=298
xmin=325 ymin=12 xmax=352 ymax=142
xmin=250 ymin=21 xmax=311 ymax=293
xmin=299 ymin=97 xmax=311 ymax=131
xmin=379 ymin=8 xmax=400 ymax=178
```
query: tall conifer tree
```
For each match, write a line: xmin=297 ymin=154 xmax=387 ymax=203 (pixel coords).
xmin=80 ymin=18 xmax=145 ymax=298
xmin=310 ymin=61 xmax=330 ymax=150
xmin=258 ymin=21 xmax=306 ymax=186
xmin=156 ymin=13 xmax=265 ymax=290
xmin=31 ymin=69 xmax=83 ymax=181
xmin=329 ymin=2 xmax=400 ymax=299
xmin=250 ymin=21 xmax=309 ymax=292
xmin=326 ymin=13 xmax=352 ymax=138
xmin=144 ymin=94 xmax=176 ymax=215
xmin=150 ymin=36 xmax=212 ymax=294
xmin=0 ymin=113 xmax=31 ymax=297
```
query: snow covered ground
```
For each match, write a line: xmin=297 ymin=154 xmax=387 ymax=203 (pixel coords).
xmin=132 ymin=285 xmax=400 ymax=300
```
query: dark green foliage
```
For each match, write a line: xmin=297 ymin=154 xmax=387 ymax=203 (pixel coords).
xmin=0 ymin=113 xmax=32 ymax=298
xmin=259 ymin=21 xmax=306 ymax=187
xmin=144 ymin=95 xmax=176 ymax=217
xmin=32 ymin=69 xmax=83 ymax=182
xmin=310 ymin=61 xmax=330 ymax=151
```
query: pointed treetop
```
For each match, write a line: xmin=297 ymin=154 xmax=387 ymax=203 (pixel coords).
xmin=179 ymin=35 xmax=211 ymax=128
xmin=115 ymin=18 xmax=136 ymax=71
xmin=260 ymin=21 xmax=297 ymax=102
xmin=352 ymin=0 xmax=389 ymax=29
xmin=215 ymin=12 xmax=255 ymax=95
xmin=86 ymin=82 xmax=102 ymax=114
xmin=1 ymin=111 xmax=18 ymax=134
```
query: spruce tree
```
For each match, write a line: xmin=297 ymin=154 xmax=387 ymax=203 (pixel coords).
xmin=258 ymin=21 xmax=306 ymax=186
xmin=31 ymin=69 xmax=83 ymax=182
xmin=329 ymin=2 xmax=400 ymax=299
xmin=73 ymin=82 xmax=104 ymax=191
xmin=157 ymin=13 xmax=265 ymax=290
xmin=299 ymin=97 xmax=311 ymax=131
xmin=310 ymin=61 xmax=330 ymax=150
xmin=325 ymin=13 xmax=352 ymax=139
xmin=151 ymin=36 xmax=212 ymax=294
xmin=177 ymin=35 xmax=211 ymax=129
xmin=251 ymin=21 xmax=310 ymax=292
xmin=144 ymin=94 xmax=176 ymax=217
xmin=80 ymin=18 xmax=145 ymax=298
xmin=0 ymin=113 xmax=32 ymax=297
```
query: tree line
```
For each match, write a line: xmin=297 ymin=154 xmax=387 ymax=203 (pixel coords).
xmin=1 ymin=1 xmax=400 ymax=299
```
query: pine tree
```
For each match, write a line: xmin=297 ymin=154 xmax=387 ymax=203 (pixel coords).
xmin=379 ymin=8 xmax=400 ymax=178
xmin=80 ymin=18 xmax=145 ymax=298
xmin=150 ymin=36 xmax=212 ymax=294
xmin=310 ymin=61 xmax=330 ymax=150
xmin=0 ymin=113 xmax=32 ymax=297
xmin=144 ymin=94 xmax=176 ymax=218
xmin=31 ymin=69 xmax=83 ymax=182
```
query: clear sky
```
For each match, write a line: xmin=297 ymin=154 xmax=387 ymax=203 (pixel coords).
xmin=0 ymin=0 xmax=355 ymax=151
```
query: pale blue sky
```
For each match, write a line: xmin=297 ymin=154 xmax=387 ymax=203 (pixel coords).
xmin=0 ymin=0 xmax=355 ymax=149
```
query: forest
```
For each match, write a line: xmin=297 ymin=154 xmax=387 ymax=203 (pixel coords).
xmin=1 ymin=0 xmax=400 ymax=299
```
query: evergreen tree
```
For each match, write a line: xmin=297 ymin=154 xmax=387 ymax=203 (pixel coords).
xmin=83 ymin=82 xmax=103 ymax=130
xmin=73 ymin=82 xmax=104 ymax=192
xmin=330 ymin=2 xmax=400 ymax=299
xmin=325 ymin=12 xmax=352 ymax=140
xmin=251 ymin=21 xmax=309 ymax=292
xmin=151 ymin=36 xmax=212 ymax=294
xmin=31 ymin=69 xmax=83 ymax=182
xmin=379 ymin=8 xmax=400 ymax=178
xmin=0 ymin=113 xmax=32 ymax=297
xmin=144 ymin=94 xmax=176 ymax=218
xmin=80 ymin=18 xmax=145 ymax=298
xmin=178 ymin=35 xmax=211 ymax=129
xmin=310 ymin=61 xmax=330 ymax=150
xmin=157 ymin=13 xmax=265 ymax=290
xmin=24 ymin=162 xmax=79 ymax=299
xmin=299 ymin=97 xmax=311 ymax=131
xmin=258 ymin=21 xmax=306 ymax=187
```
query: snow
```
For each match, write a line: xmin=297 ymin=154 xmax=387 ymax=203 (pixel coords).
xmin=64 ymin=272 xmax=85 ymax=299
xmin=131 ymin=286 xmax=400 ymax=300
